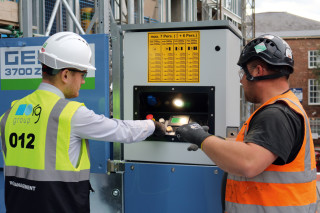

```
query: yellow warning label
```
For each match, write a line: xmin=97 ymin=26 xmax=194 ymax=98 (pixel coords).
xmin=148 ymin=31 xmax=200 ymax=83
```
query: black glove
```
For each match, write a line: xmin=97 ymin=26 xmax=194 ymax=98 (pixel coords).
xmin=152 ymin=121 xmax=166 ymax=137
xmin=176 ymin=122 xmax=211 ymax=151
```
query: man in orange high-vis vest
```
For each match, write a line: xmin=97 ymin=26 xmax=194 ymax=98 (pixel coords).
xmin=176 ymin=34 xmax=317 ymax=213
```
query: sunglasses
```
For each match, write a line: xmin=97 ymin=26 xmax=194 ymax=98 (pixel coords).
xmin=68 ymin=68 xmax=87 ymax=80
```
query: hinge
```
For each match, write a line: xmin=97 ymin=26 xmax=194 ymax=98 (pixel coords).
xmin=107 ymin=159 xmax=125 ymax=174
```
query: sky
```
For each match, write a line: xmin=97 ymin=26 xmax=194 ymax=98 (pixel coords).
xmin=255 ymin=0 xmax=320 ymax=22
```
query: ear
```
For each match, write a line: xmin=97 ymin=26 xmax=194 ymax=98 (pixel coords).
xmin=255 ymin=65 xmax=266 ymax=76
xmin=60 ymin=69 xmax=69 ymax=83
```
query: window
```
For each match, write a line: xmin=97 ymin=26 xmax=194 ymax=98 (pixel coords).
xmin=309 ymin=79 xmax=320 ymax=105
xmin=225 ymin=0 xmax=232 ymax=10
xmin=223 ymin=0 xmax=241 ymax=16
xmin=310 ymin=118 xmax=320 ymax=137
xmin=223 ymin=14 xmax=239 ymax=27
xmin=308 ymin=50 xmax=320 ymax=69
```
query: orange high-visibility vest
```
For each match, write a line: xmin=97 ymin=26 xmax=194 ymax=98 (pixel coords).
xmin=225 ymin=90 xmax=317 ymax=213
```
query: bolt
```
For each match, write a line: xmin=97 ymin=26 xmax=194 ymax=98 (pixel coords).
xmin=171 ymin=168 xmax=175 ymax=172
xmin=130 ymin=165 xmax=135 ymax=170
xmin=112 ymin=189 xmax=120 ymax=197
xmin=214 ymin=169 xmax=219 ymax=175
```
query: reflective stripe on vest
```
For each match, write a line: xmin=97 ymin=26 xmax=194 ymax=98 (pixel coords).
xmin=1 ymin=92 xmax=90 ymax=182
xmin=1 ymin=108 xmax=11 ymax=157
xmin=227 ymin=168 xmax=317 ymax=183
xmin=225 ymin=91 xmax=317 ymax=212
xmin=225 ymin=202 xmax=317 ymax=213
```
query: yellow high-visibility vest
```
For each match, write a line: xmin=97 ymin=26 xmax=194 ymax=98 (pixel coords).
xmin=1 ymin=90 xmax=90 ymax=182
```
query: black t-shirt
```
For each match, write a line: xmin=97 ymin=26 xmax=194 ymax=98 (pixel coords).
xmin=244 ymin=101 xmax=304 ymax=165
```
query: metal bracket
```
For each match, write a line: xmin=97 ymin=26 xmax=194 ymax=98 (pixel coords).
xmin=226 ymin=126 xmax=239 ymax=138
xmin=107 ymin=159 xmax=125 ymax=174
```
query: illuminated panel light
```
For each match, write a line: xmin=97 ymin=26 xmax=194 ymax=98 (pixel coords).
xmin=173 ymin=99 xmax=184 ymax=107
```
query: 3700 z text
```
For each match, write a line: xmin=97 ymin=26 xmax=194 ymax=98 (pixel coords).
xmin=4 ymin=67 xmax=41 ymax=76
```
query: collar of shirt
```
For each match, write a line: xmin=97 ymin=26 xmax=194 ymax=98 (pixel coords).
xmin=37 ymin=82 xmax=65 ymax=99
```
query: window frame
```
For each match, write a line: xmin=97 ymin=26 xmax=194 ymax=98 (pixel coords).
xmin=308 ymin=50 xmax=320 ymax=69
xmin=308 ymin=79 xmax=320 ymax=105
xmin=310 ymin=117 xmax=320 ymax=138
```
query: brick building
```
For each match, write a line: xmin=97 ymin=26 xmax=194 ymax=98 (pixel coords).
xmin=287 ymin=37 xmax=320 ymax=144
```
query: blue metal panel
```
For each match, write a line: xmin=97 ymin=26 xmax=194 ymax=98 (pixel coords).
xmin=0 ymin=34 xmax=111 ymax=173
xmin=0 ymin=170 xmax=4 ymax=213
xmin=124 ymin=163 xmax=223 ymax=213
xmin=0 ymin=156 xmax=3 ymax=171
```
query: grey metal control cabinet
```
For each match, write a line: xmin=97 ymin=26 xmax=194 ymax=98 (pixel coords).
xmin=120 ymin=21 xmax=242 ymax=165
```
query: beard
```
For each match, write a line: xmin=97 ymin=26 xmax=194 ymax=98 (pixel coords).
xmin=244 ymin=92 xmax=260 ymax=104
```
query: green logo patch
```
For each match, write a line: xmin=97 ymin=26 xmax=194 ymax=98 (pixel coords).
xmin=254 ymin=42 xmax=267 ymax=53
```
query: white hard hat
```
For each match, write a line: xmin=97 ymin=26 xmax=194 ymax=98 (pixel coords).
xmin=38 ymin=32 xmax=96 ymax=71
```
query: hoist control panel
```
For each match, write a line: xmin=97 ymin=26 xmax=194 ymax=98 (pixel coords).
xmin=121 ymin=21 xmax=241 ymax=165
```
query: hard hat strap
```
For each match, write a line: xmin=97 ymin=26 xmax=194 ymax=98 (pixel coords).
xmin=243 ymin=66 xmax=287 ymax=81
xmin=249 ymin=73 xmax=288 ymax=81
xmin=42 ymin=64 xmax=61 ymax=76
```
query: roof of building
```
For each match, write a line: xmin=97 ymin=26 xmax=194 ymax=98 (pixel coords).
xmin=255 ymin=12 xmax=320 ymax=38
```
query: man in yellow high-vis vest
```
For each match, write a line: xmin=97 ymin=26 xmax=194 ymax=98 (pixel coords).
xmin=0 ymin=32 xmax=165 ymax=213
xmin=176 ymin=34 xmax=317 ymax=213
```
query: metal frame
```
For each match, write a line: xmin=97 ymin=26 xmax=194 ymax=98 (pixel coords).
xmin=15 ymin=0 xmax=251 ymax=38
xmin=241 ymin=0 xmax=255 ymax=43
xmin=21 ymin=0 xmax=33 ymax=37
xmin=110 ymin=22 xmax=124 ymax=160
xmin=45 ymin=0 xmax=84 ymax=35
